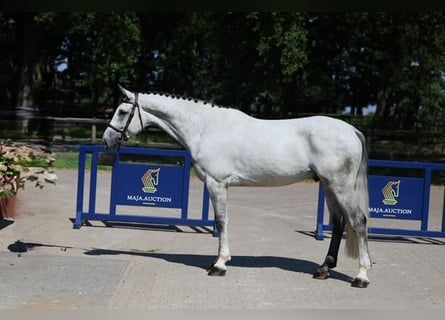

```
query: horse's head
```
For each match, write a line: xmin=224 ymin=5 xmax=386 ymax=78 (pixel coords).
xmin=103 ymin=85 xmax=146 ymax=151
xmin=393 ymin=180 xmax=401 ymax=197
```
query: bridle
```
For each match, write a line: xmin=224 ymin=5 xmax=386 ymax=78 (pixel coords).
xmin=107 ymin=92 xmax=144 ymax=143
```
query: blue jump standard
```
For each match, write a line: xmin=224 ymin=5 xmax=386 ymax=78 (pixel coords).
xmin=316 ymin=159 xmax=445 ymax=240
xmin=74 ymin=145 xmax=218 ymax=236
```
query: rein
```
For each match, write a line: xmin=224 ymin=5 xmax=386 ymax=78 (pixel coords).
xmin=107 ymin=92 xmax=144 ymax=143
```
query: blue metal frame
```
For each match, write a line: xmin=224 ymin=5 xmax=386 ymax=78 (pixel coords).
xmin=74 ymin=145 xmax=218 ymax=236
xmin=315 ymin=160 xmax=445 ymax=240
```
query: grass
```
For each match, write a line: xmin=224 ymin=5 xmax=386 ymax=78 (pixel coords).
xmin=51 ymin=151 xmax=199 ymax=176
xmin=52 ymin=152 xmax=111 ymax=171
xmin=52 ymin=152 xmax=80 ymax=169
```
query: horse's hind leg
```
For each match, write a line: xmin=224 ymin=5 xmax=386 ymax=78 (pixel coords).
xmin=346 ymin=206 xmax=372 ymax=288
xmin=313 ymin=192 xmax=346 ymax=280
xmin=332 ymin=186 xmax=372 ymax=288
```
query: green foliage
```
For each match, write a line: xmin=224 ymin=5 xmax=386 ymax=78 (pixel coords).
xmin=253 ymin=12 xmax=307 ymax=80
xmin=1 ymin=12 xmax=445 ymax=132
xmin=63 ymin=13 xmax=142 ymax=106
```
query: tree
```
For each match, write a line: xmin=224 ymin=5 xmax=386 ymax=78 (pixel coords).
xmin=246 ymin=12 xmax=308 ymax=116
xmin=304 ymin=12 xmax=445 ymax=128
xmin=135 ymin=12 xmax=308 ymax=116
xmin=2 ymin=11 xmax=444 ymax=128
xmin=0 ymin=14 xmax=16 ymax=105
xmin=1 ymin=13 xmax=56 ymax=107
xmin=61 ymin=12 xmax=142 ymax=114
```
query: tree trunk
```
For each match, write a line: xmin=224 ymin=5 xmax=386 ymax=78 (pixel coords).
xmin=376 ymin=87 xmax=391 ymax=117
xmin=11 ymin=13 xmax=43 ymax=107
xmin=350 ymin=105 xmax=356 ymax=115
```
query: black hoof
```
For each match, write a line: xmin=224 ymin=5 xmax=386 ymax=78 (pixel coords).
xmin=207 ymin=264 xmax=226 ymax=276
xmin=351 ymin=278 xmax=369 ymax=288
xmin=313 ymin=269 xmax=330 ymax=280
xmin=206 ymin=262 xmax=215 ymax=272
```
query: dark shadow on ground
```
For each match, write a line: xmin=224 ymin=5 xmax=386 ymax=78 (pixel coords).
xmin=5 ymin=239 xmax=353 ymax=283
xmin=296 ymin=230 xmax=445 ymax=245
xmin=0 ymin=219 xmax=14 ymax=230
xmin=69 ymin=218 xmax=215 ymax=235
xmin=83 ymin=248 xmax=353 ymax=284
xmin=7 ymin=240 xmax=75 ymax=253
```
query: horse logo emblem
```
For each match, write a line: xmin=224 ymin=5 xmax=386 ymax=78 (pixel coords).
xmin=142 ymin=168 xmax=160 ymax=193
xmin=382 ymin=180 xmax=401 ymax=205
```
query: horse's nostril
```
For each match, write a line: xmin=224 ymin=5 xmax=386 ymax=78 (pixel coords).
xmin=103 ymin=141 xmax=109 ymax=150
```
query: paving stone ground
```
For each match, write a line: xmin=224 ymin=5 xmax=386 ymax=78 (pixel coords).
xmin=1 ymin=168 xmax=444 ymax=309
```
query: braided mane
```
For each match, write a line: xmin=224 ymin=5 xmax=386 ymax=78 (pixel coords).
xmin=143 ymin=91 xmax=217 ymax=107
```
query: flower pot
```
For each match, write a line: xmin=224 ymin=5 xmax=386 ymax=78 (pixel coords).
xmin=0 ymin=196 xmax=16 ymax=219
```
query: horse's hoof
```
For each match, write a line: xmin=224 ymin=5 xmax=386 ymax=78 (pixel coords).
xmin=206 ymin=263 xmax=215 ymax=272
xmin=351 ymin=278 xmax=369 ymax=288
xmin=207 ymin=264 xmax=226 ymax=276
xmin=313 ymin=269 xmax=330 ymax=280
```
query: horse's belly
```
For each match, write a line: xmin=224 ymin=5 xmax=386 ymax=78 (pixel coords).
xmin=230 ymin=168 xmax=314 ymax=187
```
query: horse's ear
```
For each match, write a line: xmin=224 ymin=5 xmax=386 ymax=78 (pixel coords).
xmin=118 ymin=84 xmax=134 ymax=101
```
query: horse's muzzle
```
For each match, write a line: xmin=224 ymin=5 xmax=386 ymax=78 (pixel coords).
xmin=103 ymin=135 xmax=122 ymax=151
xmin=103 ymin=139 xmax=111 ymax=151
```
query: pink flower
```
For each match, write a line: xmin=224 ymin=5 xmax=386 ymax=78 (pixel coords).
xmin=3 ymin=183 xmax=12 ymax=191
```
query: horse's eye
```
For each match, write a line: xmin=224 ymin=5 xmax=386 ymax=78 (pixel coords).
xmin=118 ymin=109 xmax=128 ymax=116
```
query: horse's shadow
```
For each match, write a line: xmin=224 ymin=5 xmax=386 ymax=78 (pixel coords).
xmin=84 ymin=248 xmax=354 ymax=283
xmin=7 ymin=239 xmax=353 ymax=283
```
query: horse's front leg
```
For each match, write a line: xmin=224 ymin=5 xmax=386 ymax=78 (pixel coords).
xmin=206 ymin=178 xmax=231 ymax=276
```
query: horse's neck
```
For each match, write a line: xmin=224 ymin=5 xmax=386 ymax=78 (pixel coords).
xmin=140 ymin=94 xmax=206 ymax=151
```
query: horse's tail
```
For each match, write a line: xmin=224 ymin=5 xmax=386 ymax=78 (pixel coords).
xmin=345 ymin=130 xmax=369 ymax=258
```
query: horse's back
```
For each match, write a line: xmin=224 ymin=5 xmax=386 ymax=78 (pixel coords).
xmin=196 ymin=113 xmax=364 ymax=187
